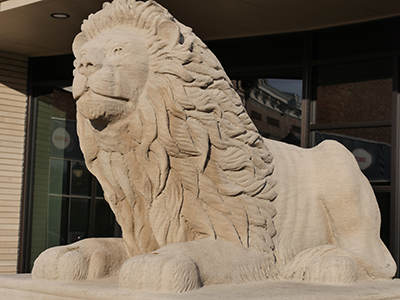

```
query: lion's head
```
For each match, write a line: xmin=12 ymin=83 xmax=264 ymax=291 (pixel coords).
xmin=73 ymin=28 xmax=148 ymax=127
xmin=73 ymin=0 xmax=277 ymax=272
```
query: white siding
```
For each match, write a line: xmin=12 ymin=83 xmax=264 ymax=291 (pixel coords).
xmin=0 ymin=51 xmax=27 ymax=274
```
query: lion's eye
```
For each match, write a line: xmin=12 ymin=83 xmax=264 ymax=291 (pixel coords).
xmin=112 ymin=47 xmax=124 ymax=56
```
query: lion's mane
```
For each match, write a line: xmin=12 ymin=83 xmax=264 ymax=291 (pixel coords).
xmin=74 ymin=0 xmax=278 ymax=273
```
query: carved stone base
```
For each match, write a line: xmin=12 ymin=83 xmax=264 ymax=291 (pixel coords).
xmin=1 ymin=274 xmax=400 ymax=300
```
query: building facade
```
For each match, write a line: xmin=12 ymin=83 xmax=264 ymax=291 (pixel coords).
xmin=1 ymin=0 xmax=400 ymax=276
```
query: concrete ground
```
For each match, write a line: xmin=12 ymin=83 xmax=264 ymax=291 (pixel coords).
xmin=0 ymin=274 xmax=400 ymax=300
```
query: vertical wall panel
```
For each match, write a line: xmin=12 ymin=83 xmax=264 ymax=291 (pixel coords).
xmin=0 ymin=51 xmax=27 ymax=274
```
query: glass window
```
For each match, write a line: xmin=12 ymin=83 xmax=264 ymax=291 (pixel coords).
xmin=376 ymin=192 xmax=391 ymax=247
xmin=233 ymin=77 xmax=302 ymax=145
xmin=316 ymin=60 xmax=392 ymax=124
xmin=313 ymin=59 xmax=392 ymax=182
xmin=93 ymin=198 xmax=117 ymax=238
xmin=49 ymin=159 xmax=69 ymax=195
xmin=207 ymin=32 xmax=303 ymax=72
xmin=313 ymin=59 xmax=393 ymax=249
xmin=47 ymin=195 xmax=68 ymax=248
xmin=29 ymin=88 xmax=116 ymax=270
xmin=69 ymin=198 xmax=91 ymax=243
xmin=315 ymin=19 xmax=400 ymax=60
xmin=71 ymin=162 xmax=92 ymax=197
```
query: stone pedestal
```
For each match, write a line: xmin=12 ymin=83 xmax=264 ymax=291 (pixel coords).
xmin=0 ymin=274 xmax=400 ymax=300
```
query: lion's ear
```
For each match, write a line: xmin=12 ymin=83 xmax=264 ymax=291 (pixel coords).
xmin=72 ymin=33 xmax=89 ymax=57
xmin=157 ymin=20 xmax=181 ymax=46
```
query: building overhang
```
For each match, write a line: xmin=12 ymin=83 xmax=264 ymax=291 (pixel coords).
xmin=1 ymin=0 xmax=400 ymax=57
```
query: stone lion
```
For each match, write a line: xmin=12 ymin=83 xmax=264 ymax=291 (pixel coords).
xmin=32 ymin=0 xmax=396 ymax=293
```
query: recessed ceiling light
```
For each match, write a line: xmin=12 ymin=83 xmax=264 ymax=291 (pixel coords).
xmin=51 ymin=13 xmax=70 ymax=19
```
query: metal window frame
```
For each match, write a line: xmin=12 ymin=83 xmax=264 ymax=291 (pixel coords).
xmin=390 ymin=54 xmax=400 ymax=276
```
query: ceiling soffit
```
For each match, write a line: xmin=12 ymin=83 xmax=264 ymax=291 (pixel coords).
xmin=0 ymin=0 xmax=400 ymax=57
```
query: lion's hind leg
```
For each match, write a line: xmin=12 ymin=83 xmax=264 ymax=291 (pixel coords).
xmin=312 ymin=141 xmax=396 ymax=280
xmin=282 ymin=245 xmax=360 ymax=284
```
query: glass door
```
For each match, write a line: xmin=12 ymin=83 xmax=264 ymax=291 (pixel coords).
xmin=29 ymin=87 xmax=117 ymax=270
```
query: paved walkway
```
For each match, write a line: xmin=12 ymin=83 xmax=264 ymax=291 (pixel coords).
xmin=0 ymin=274 xmax=400 ymax=299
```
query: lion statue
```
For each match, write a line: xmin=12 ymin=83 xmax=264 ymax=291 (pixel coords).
xmin=32 ymin=0 xmax=396 ymax=293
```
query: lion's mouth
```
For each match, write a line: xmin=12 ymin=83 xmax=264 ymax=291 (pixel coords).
xmin=76 ymin=90 xmax=130 ymax=129
xmin=78 ymin=90 xmax=129 ymax=103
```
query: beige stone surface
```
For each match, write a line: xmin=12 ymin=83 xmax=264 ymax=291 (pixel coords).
xmin=31 ymin=0 xmax=396 ymax=294
xmin=2 ymin=274 xmax=400 ymax=300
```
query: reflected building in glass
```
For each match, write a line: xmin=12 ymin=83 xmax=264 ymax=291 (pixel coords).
xmin=235 ymin=78 xmax=302 ymax=145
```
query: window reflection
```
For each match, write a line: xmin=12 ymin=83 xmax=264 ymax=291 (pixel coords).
xmin=314 ymin=59 xmax=392 ymax=182
xmin=93 ymin=198 xmax=117 ymax=238
xmin=71 ymin=162 xmax=92 ymax=196
xmin=29 ymin=88 xmax=117 ymax=271
xmin=233 ymin=78 xmax=302 ymax=145
xmin=316 ymin=78 xmax=392 ymax=124
xmin=69 ymin=198 xmax=91 ymax=243
xmin=49 ymin=159 xmax=69 ymax=195
xmin=47 ymin=196 xmax=68 ymax=247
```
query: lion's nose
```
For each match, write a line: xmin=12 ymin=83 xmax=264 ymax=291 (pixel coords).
xmin=78 ymin=60 xmax=101 ymax=77
xmin=76 ymin=51 xmax=102 ymax=77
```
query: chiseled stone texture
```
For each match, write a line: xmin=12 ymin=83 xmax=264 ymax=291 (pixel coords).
xmin=31 ymin=0 xmax=396 ymax=293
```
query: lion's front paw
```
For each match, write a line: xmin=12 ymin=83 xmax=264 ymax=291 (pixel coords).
xmin=301 ymin=254 xmax=358 ymax=284
xmin=282 ymin=245 xmax=359 ymax=284
xmin=32 ymin=238 xmax=128 ymax=281
xmin=119 ymin=252 xmax=202 ymax=293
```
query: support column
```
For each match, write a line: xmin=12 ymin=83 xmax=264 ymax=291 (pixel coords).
xmin=390 ymin=54 xmax=400 ymax=277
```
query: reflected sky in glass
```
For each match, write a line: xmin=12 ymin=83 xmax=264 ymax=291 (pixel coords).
xmin=268 ymin=79 xmax=302 ymax=98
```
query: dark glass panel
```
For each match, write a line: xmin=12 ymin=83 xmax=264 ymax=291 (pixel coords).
xmin=93 ymin=198 xmax=116 ymax=238
xmin=96 ymin=179 xmax=104 ymax=198
xmin=316 ymin=60 xmax=392 ymax=124
xmin=69 ymin=198 xmax=90 ymax=243
xmin=49 ymin=159 xmax=70 ymax=195
xmin=30 ymin=54 xmax=74 ymax=84
xmin=71 ymin=162 xmax=92 ymax=196
xmin=376 ymin=192 xmax=391 ymax=249
xmin=47 ymin=196 xmax=69 ymax=247
xmin=316 ymin=78 xmax=392 ymax=124
xmin=207 ymin=32 xmax=303 ymax=74
xmin=317 ymin=60 xmax=392 ymax=87
xmin=315 ymin=17 xmax=400 ymax=60
xmin=60 ymin=197 xmax=69 ymax=246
